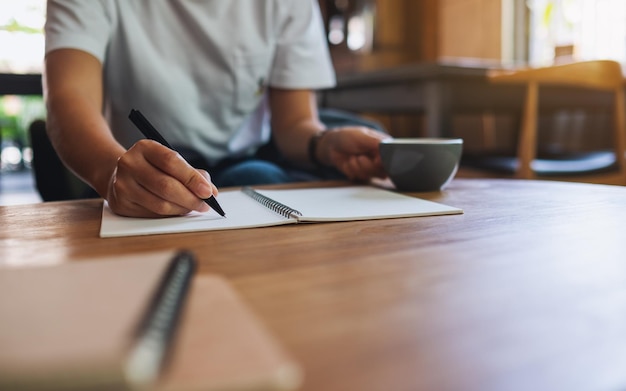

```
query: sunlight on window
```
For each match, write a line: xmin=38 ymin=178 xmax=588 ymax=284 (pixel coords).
xmin=528 ymin=0 xmax=626 ymax=66
xmin=577 ymin=1 xmax=626 ymax=61
xmin=0 ymin=0 xmax=46 ymax=73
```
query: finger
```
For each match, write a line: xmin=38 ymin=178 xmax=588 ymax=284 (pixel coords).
xmin=123 ymin=175 xmax=195 ymax=216
xmin=365 ymin=127 xmax=392 ymax=141
xmin=342 ymin=155 xmax=385 ymax=181
xmin=119 ymin=141 xmax=209 ymax=214
xmin=141 ymin=142 xmax=218 ymax=203
xmin=110 ymin=184 xmax=191 ymax=217
xmin=108 ymin=170 xmax=190 ymax=217
xmin=334 ymin=126 xmax=389 ymax=154
xmin=188 ymin=169 xmax=219 ymax=200
xmin=368 ymin=154 xmax=389 ymax=178
xmin=111 ymin=155 xmax=196 ymax=216
xmin=340 ymin=156 xmax=368 ymax=182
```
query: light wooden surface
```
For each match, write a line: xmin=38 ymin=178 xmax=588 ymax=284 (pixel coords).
xmin=2 ymin=179 xmax=626 ymax=391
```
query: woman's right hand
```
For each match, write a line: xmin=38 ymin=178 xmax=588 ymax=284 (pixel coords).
xmin=105 ymin=140 xmax=218 ymax=217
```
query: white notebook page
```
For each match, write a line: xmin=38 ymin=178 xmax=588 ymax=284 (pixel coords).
xmin=100 ymin=190 xmax=295 ymax=238
xmin=100 ymin=186 xmax=462 ymax=238
xmin=255 ymin=186 xmax=463 ymax=222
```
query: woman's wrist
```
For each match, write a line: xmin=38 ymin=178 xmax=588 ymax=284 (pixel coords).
xmin=307 ymin=129 xmax=332 ymax=168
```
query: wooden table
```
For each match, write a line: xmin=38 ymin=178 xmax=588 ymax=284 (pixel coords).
xmin=320 ymin=60 xmax=617 ymax=138
xmin=2 ymin=178 xmax=626 ymax=391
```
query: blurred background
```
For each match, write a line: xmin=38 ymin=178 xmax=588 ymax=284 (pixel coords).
xmin=2 ymin=0 xmax=626 ymax=203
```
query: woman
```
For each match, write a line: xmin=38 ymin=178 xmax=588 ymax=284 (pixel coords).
xmin=44 ymin=0 xmax=388 ymax=217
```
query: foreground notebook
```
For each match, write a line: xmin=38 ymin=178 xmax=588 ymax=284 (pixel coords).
xmin=100 ymin=185 xmax=463 ymax=238
xmin=0 ymin=250 xmax=194 ymax=391
xmin=156 ymin=275 xmax=302 ymax=391
xmin=0 ymin=253 xmax=301 ymax=391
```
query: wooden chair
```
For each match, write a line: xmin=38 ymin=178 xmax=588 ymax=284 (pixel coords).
xmin=460 ymin=60 xmax=626 ymax=185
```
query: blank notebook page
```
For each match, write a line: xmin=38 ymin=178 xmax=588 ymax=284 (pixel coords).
xmin=254 ymin=186 xmax=462 ymax=222
xmin=100 ymin=186 xmax=463 ymax=237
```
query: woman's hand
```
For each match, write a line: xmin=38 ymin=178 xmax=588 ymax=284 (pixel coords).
xmin=317 ymin=126 xmax=390 ymax=181
xmin=106 ymin=140 xmax=218 ymax=217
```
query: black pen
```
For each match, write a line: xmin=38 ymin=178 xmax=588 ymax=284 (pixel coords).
xmin=128 ymin=109 xmax=226 ymax=217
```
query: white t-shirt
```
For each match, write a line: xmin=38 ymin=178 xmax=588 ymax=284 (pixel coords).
xmin=45 ymin=0 xmax=336 ymax=163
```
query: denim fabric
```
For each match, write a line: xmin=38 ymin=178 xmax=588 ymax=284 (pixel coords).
xmin=212 ymin=159 xmax=293 ymax=187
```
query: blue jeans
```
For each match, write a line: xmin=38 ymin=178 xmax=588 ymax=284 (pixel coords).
xmin=211 ymin=158 xmax=314 ymax=187
xmin=178 ymin=146 xmax=336 ymax=188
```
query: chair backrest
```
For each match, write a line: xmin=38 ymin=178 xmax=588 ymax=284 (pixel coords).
xmin=487 ymin=60 xmax=626 ymax=182
xmin=28 ymin=120 xmax=91 ymax=201
xmin=488 ymin=60 xmax=625 ymax=91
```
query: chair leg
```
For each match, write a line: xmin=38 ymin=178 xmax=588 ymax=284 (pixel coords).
xmin=515 ymin=82 xmax=539 ymax=179
xmin=613 ymin=89 xmax=626 ymax=185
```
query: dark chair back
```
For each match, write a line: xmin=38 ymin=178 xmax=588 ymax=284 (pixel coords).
xmin=28 ymin=120 xmax=91 ymax=201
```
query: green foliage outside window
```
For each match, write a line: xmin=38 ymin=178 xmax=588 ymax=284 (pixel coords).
xmin=0 ymin=96 xmax=46 ymax=146
xmin=0 ymin=0 xmax=46 ymax=170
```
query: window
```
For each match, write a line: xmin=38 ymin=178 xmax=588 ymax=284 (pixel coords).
xmin=0 ymin=0 xmax=45 ymax=73
xmin=527 ymin=0 xmax=626 ymax=66
xmin=0 ymin=0 xmax=46 ymax=172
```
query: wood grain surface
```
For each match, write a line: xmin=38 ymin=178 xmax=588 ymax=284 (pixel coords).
xmin=2 ymin=179 xmax=626 ymax=391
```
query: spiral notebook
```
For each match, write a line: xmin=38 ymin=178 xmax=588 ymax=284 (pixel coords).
xmin=0 ymin=251 xmax=302 ymax=391
xmin=0 ymin=250 xmax=193 ymax=391
xmin=99 ymin=185 xmax=463 ymax=238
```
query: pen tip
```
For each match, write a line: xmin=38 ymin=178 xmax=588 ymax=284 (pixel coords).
xmin=204 ymin=196 xmax=225 ymax=217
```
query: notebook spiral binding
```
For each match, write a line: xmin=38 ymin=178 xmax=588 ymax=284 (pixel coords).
xmin=242 ymin=187 xmax=303 ymax=218
xmin=125 ymin=250 xmax=196 ymax=387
